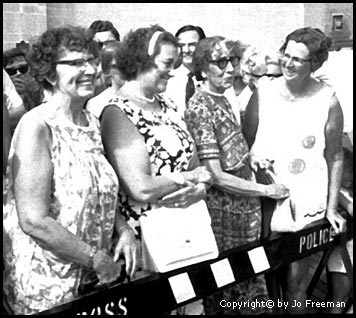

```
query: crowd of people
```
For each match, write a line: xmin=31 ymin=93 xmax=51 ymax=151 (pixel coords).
xmin=3 ymin=19 xmax=353 ymax=315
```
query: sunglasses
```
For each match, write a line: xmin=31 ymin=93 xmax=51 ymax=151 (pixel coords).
xmin=208 ymin=56 xmax=240 ymax=70
xmin=5 ymin=65 xmax=28 ymax=76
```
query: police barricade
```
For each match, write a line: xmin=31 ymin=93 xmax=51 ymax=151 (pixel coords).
xmin=37 ymin=214 xmax=352 ymax=315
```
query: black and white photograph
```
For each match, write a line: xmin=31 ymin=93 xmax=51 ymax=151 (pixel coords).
xmin=3 ymin=3 xmax=353 ymax=315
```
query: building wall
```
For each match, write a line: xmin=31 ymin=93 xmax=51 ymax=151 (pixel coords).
xmin=3 ymin=3 xmax=47 ymax=50
xmin=304 ymin=3 xmax=353 ymax=48
xmin=3 ymin=3 xmax=353 ymax=51
xmin=45 ymin=2 xmax=304 ymax=51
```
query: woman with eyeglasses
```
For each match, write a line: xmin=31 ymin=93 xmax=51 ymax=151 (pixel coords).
xmin=184 ymin=36 xmax=289 ymax=315
xmin=244 ymin=27 xmax=346 ymax=314
xmin=100 ymin=25 xmax=213 ymax=314
xmin=3 ymin=26 xmax=127 ymax=314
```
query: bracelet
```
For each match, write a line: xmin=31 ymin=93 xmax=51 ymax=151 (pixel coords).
xmin=87 ymin=245 xmax=98 ymax=269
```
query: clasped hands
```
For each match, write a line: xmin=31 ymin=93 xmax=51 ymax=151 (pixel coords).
xmin=158 ymin=166 xmax=213 ymax=208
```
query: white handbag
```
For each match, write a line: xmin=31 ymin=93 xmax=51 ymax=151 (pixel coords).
xmin=140 ymin=200 xmax=219 ymax=273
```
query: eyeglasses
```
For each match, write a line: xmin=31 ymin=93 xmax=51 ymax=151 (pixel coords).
xmin=280 ymin=53 xmax=310 ymax=66
xmin=5 ymin=65 xmax=28 ymax=76
xmin=208 ymin=56 xmax=240 ymax=70
xmin=56 ymin=57 xmax=98 ymax=68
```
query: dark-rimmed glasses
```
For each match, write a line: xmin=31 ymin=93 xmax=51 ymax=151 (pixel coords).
xmin=56 ymin=57 xmax=98 ymax=68
xmin=280 ymin=53 xmax=310 ymax=66
xmin=5 ymin=65 xmax=28 ymax=76
xmin=208 ymin=56 xmax=240 ymax=70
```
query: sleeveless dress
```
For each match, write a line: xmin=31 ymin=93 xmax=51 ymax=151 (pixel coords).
xmin=104 ymin=94 xmax=195 ymax=240
xmin=251 ymin=78 xmax=333 ymax=230
xmin=3 ymin=104 xmax=119 ymax=314
xmin=185 ymin=88 xmax=269 ymax=315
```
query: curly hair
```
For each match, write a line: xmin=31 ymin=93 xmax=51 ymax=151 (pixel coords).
xmin=26 ymin=25 xmax=100 ymax=93
xmin=279 ymin=27 xmax=332 ymax=72
xmin=88 ymin=20 xmax=120 ymax=41
xmin=114 ymin=24 xmax=179 ymax=81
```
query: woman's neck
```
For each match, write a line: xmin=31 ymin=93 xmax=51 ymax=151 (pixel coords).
xmin=283 ymin=76 xmax=314 ymax=97
xmin=51 ymin=91 xmax=88 ymax=126
xmin=204 ymin=82 xmax=225 ymax=95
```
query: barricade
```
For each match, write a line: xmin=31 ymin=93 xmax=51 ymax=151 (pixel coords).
xmin=37 ymin=213 xmax=352 ymax=315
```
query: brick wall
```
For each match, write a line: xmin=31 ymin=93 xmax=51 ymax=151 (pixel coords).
xmin=3 ymin=3 xmax=353 ymax=52
xmin=45 ymin=3 xmax=304 ymax=51
xmin=3 ymin=3 xmax=47 ymax=51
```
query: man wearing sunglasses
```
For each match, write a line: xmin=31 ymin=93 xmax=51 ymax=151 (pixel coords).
xmin=3 ymin=44 xmax=43 ymax=131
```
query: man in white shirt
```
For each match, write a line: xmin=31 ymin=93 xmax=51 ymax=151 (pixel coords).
xmin=165 ymin=25 xmax=206 ymax=118
xmin=3 ymin=68 xmax=26 ymax=132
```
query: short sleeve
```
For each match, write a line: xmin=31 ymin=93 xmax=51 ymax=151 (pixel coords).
xmin=184 ymin=92 xmax=220 ymax=160
xmin=3 ymin=69 xmax=23 ymax=112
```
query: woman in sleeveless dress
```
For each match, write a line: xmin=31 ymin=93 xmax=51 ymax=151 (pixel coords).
xmin=100 ymin=25 xmax=213 ymax=315
xmin=244 ymin=27 xmax=346 ymax=314
xmin=3 ymin=26 xmax=126 ymax=314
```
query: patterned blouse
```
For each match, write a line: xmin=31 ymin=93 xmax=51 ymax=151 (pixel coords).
xmin=3 ymin=104 xmax=119 ymax=314
xmin=105 ymin=94 xmax=196 ymax=236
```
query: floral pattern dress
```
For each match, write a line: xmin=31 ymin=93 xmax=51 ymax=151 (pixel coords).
xmin=3 ymin=105 xmax=119 ymax=315
xmin=184 ymin=88 xmax=269 ymax=315
xmin=105 ymin=95 xmax=195 ymax=238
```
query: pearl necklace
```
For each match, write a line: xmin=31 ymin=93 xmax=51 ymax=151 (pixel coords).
xmin=133 ymin=93 xmax=156 ymax=103
xmin=204 ymin=88 xmax=224 ymax=97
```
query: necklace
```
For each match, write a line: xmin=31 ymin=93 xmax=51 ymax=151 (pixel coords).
xmin=133 ymin=93 xmax=156 ymax=103
xmin=204 ymin=88 xmax=224 ymax=97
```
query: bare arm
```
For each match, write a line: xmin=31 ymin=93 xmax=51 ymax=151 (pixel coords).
xmin=201 ymin=158 xmax=288 ymax=199
xmin=13 ymin=113 xmax=94 ymax=266
xmin=100 ymin=104 xmax=185 ymax=202
xmin=324 ymin=94 xmax=346 ymax=233
xmin=13 ymin=111 xmax=121 ymax=283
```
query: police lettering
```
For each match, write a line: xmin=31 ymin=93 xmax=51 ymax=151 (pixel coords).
xmin=299 ymin=226 xmax=334 ymax=254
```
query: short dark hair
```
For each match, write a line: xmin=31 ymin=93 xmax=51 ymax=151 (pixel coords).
xmin=279 ymin=27 xmax=332 ymax=72
xmin=115 ymin=24 xmax=179 ymax=81
xmin=175 ymin=25 xmax=206 ymax=40
xmin=3 ymin=47 xmax=27 ymax=68
xmin=26 ymin=25 xmax=100 ymax=93
xmin=89 ymin=20 xmax=120 ymax=41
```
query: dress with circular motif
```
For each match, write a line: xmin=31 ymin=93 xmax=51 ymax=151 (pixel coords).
xmin=289 ymin=158 xmax=306 ymax=174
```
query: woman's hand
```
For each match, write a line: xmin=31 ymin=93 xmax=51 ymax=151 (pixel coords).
xmin=265 ymin=183 xmax=290 ymax=199
xmin=92 ymin=249 xmax=123 ymax=284
xmin=326 ymin=208 xmax=347 ymax=234
xmin=157 ymin=182 xmax=207 ymax=208
xmin=249 ymin=154 xmax=274 ymax=172
xmin=182 ymin=166 xmax=213 ymax=186
xmin=113 ymin=226 xmax=140 ymax=278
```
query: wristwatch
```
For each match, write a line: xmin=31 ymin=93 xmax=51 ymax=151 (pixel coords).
xmin=87 ymin=245 xmax=98 ymax=269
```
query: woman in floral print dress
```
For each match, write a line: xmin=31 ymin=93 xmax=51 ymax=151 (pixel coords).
xmin=100 ymin=25 xmax=213 ymax=315
xmin=3 ymin=26 xmax=129 ymax=314
xmin=184 ymin=36 xmax=290 ymax=315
